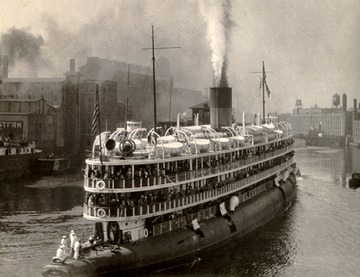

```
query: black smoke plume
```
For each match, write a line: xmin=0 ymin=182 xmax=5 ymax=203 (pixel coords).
xmin=0 ymin=27 xmax=44 ymax=68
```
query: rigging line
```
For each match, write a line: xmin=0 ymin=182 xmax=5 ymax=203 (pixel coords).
xmin=270 ymin=91 xmax=281 ymax=112
xmin=139 ymin=59 xmax=154 ymax=108
xmin=142 ymin=46 xmax=181 ymax=50
xmin=154 ymin=61 xmax=179 ymax=122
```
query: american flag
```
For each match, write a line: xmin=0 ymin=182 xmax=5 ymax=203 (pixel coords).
xmin=91 ymin=84 xmax=99 ymax=135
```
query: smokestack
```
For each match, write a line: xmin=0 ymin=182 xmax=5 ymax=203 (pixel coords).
xmin=2 ymin=55 xmax=9 ymax=78
xmin=342 ymin=94 xmax=347 ymax=112
xmin=70 ymin=59 xmax=75 ymax=72
xmin=210 ymin=87 xmax=232 ymax=130
xmin=354 ymin=99 xmax=357 ymax=113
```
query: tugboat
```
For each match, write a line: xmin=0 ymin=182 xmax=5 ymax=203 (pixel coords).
xmin=31 ymin=154 xmax=71 ymax=176
xmin=42 ymin=30 xmax=298 ymax=277
xmin=0 ymin=139 xmax=41 ymax=181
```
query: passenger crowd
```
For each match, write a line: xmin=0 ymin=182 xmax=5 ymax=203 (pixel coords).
xmin=84 ymin=150 xmax=295 ymax=215
xmin=84 ymin=138 xmax=294 ymax=185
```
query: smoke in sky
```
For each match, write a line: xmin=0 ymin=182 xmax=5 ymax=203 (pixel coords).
xmin=0 ymin=1 xmax=211 ymax=88
xmin=0 ymin=27 xmax=45 ymax=74
xmin=198 ymin=0 xmax=233 ymax=87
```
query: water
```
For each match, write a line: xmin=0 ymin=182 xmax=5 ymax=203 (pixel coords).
xmin=0 ymin=145 xmax=359 ymax=277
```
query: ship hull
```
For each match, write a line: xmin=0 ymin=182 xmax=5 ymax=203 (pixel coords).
xmin=305 ymin=135 xmax=345 ymax=148
xmin=0 ymin=153 xmax=40 ymax=182
xmin=42 ymin=174 xmax=297 ymax=277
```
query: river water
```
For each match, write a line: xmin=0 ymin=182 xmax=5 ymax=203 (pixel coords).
xmin=0 ymin=144 xmax=359 ymax=277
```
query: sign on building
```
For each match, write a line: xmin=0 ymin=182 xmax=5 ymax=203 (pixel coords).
xmin=0 ymin=121 xmax=23 ymax=129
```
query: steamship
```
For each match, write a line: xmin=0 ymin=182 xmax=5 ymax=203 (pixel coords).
xmin=42 ymin=93 xmax=297 ymax=276
xmin=42 ymin=30 xmax=297 ymax=276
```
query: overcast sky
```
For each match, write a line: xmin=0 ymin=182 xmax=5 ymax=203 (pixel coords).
xmin=0 ymin=0 xmax=359 ymax=116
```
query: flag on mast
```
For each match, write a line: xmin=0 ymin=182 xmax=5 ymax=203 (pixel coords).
xmin=265 ymin=82 xmax=271 ymax=98
xmin=263 ymin=62 xmax=271 ymax=98
xmin=92 ymin=85 xmax=100 ymax=135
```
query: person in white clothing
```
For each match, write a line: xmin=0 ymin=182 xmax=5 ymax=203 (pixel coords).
xmin=52 ymin=245 xmax=67 ymax=263
xmin=69 ymin=230 xmax=78 ymax=256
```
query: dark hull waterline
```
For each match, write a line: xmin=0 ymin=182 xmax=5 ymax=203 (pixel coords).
xmin=0 ymin=153 xmax=39 ymax=181
xmin=42 ymin=175 xmax=297 ymax=277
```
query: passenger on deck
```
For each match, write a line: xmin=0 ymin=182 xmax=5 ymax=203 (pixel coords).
xmin=73 ymin=240 xmax=81 ymax=260
xmin=81 ymin=236 xmax=96 ymax=251
xmin=97 ymin=194 xmax=106 ymax=206
xmin=109 ymin=194 xmax=120 ymax=207
xmin=160 ymin=167 xmax=172 ymax=182
xmin=151 ymin=166 xmax=158 ymax=177
xmin=103 ymin=170 xmax=110 ymax=180
xmin=69 ymin=230 xmax=78 ymax=256
xmin=156 ymin=191 xmax=165 ymax=202
xmin=94 ymin=166 xmax=101 ymax=179
xmin=143 ymin=195 xmax=149 ymax=205
xmin=115 ymin=170 xmax=124 ymax=180
xmin=179 ymin=188 xmax=186 ymax=197
xmin=126 ymin=168 xmax=132 ymax=179
xmin=88 ymin=194 xmax=96 ymax=206
xmin=60 ymin=235 xmax=70 ymax=256
xmin=53 ymin=245 xmax=67 ymax=263
xmin=137 ymin=196 xmax=144 ymax=206
xmin=160 ymin=167 xmax=166 ymax=177
xmin=134 ymin=168 xmax=142 ymax=178
xmin=168 ymin=190 xmax=173 ymax=201
xmin=148 ymin=193 xmax=154 ymax=205
xmin=60 ymin=235 xmax=67 ymax=246
xmin=142 ymin=168 xmax=149 ymax=178
xmin=85 ymin=165 xmax=92 ymax=178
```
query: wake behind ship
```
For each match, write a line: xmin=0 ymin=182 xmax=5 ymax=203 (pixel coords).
xmin=42 ymin=82 xmax=298 ymax=276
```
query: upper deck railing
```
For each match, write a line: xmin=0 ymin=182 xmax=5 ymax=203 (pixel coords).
xmin=84 ymin=144 xmax=293 ymax=193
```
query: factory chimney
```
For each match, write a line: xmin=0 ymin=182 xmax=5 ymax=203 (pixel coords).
xmin=2 ymin=55 xmax=9 ymax=78
xmin=342 ymin=94 xmax=347 ymax=112
xmin=354 ymin=99 xmax=358 ymax=113
xmin=70 ymin=59 xmax=75 ymax=72
xmin=64 ymin=59 xmax=80 ymax=84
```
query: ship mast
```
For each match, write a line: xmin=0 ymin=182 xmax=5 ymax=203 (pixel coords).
xmin=168 ymin=76 xmax=173 ymax=123
xmin=151 ymin=26 xmax=157 ymax=133
xmin=251 ymin=61 xmax=271 ymax=124
xmin=142 ymin=26 xmax=180 ymax=134
xmin=262 ymin=61 xmax=266 ymax=124
xmin=125 ymin=64 xmax=130 ymax=129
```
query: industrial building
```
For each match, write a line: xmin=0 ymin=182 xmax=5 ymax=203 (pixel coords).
xmin=0 ymin=57 xmax=121 ymax=156
xmin=0 ymin=56 xmax=205 ymax=157
xmin=78 ymin=57 xmax=205 ymax=129
xmin=289 ymin=93 xmax=359 ymax=147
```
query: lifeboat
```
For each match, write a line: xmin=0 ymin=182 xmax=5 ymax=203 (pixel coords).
xmin=217 ymin=137 xmax=230 ymax=149
xmin=189 ymin=138 xmax=211 ymax=153
xmin=229 ymin=135 xmax=245 ymax=146
xmin=262 ymin=124 xmax=276 ymax=141
xmin=157 ymin=135 xmax=176 ymax=144
xmin=156 ymin=141 xmax=184 ymax=156
xmin=245 ymin=126 xmax=265 ymax=143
